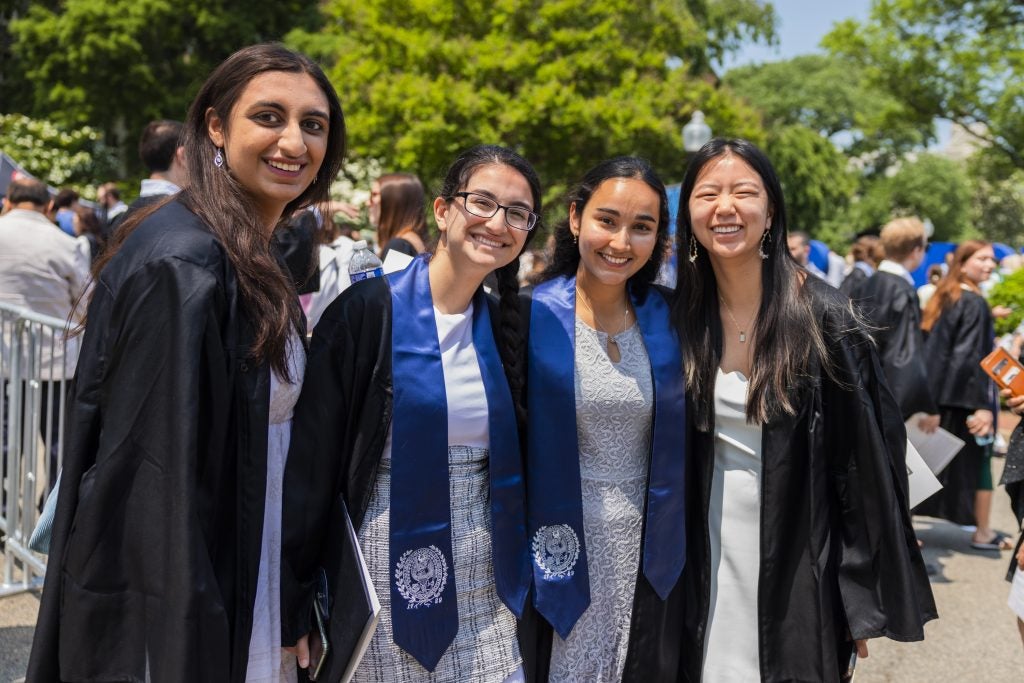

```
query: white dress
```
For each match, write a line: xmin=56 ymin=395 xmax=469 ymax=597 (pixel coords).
xmin=548 ymin=319 xmax=652 ymax=682
xmin=701 ymin=369 xmax=762 ymax=682
xmin=246 ymin=335 xmax=306 ymax=683
xmin=353 ymin=302 xmax=524 ymax=683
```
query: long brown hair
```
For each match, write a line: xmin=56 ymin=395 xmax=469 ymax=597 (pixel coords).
xmin=921 ymin=239 xmax=990 ymax=332
xmin=376 ymin=172 xmax=428 ymax=250
xmin=92 ymin=43 xmax=346 ymax=378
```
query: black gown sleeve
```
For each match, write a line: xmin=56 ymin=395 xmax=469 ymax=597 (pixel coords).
xmin=823 ymin=300 xmax=938 ymax=642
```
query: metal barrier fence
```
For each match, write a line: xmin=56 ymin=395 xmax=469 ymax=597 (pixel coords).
xmin=1 ymin=302 xmax=73 ymax=597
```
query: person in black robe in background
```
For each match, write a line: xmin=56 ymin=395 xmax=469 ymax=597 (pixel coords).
xmin=999 ymin=380 xmax=1024 ymax=646
xmin=850 ymin=217 xmax=939 ymax=423
xmin=917 ymin=241 xmax=1011 ymax=550
xmin=838 ymin=233 xmax=880 ymax=298
xmin=26 ymin=44 xmax=346 ymax=683
xmin=672 ymin=138 xmax=935 ymax=682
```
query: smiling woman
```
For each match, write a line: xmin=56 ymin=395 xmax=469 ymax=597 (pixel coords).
xmin=525 ymin=157 xmax=688 ymax=682
xmin=26 ymin=43 xmax=346 ymax=683
xmin=281 ymin=145 xmax=544 ymax=682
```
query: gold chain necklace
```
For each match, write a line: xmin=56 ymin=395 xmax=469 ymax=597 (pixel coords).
xmin=719 ymin=296 xmax=754 ymax=344
xmin=576 ymin=286 xmax=630 ymax=356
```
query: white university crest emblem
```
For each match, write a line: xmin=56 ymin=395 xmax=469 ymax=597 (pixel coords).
xmin=532 ymin=524 xmax=580 ymax=580
xmin=395 ymin=545 xmax=449 ymax=609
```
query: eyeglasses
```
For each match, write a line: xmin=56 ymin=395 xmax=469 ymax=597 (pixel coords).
xmin=452 ymin=191 xmax=538 ymax=232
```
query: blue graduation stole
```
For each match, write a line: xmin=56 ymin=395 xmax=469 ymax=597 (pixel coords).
xmin=388 ymin=256 xmax=530 ymax=671
xmin=527 ymin=275 xmax=687 ymax=639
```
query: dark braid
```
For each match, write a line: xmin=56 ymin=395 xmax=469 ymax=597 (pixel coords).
xmin=494 ymin=260 xmax=528 ymax=426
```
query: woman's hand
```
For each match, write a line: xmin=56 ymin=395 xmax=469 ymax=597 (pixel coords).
xmin=966 ymin=409 xmax=994 ymax=436
xmin=855 ymin=639 xmax=869 ymax=658
xmin=992 ymin=305 xmax=1014 ymax=319
xmin=1002 ymin=388 xmax=1024 ymax=415
xmin=284 ymin=633 xmax=310 ymax=669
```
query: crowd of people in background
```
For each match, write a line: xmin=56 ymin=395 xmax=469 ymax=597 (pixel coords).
xmin=2 ymin=40 xmax=1023 ymax=683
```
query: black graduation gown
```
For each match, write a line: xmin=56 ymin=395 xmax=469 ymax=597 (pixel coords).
xmin=519 ymin=285 xmax=686 ymax=683
xmin=850 ymin=270 xmax=937 ymax=419
xmin=680 ymin=279 xmax=936 ymax=683
xmin=915 ymin=290 xmax=995 ymax=525
xmin=27 ymin=199 xmax=273 ymax=683
xmin=280 ymin=276 xmax=542 ymax=682
xmin=838 ymin=264 xmax=868 ymax=298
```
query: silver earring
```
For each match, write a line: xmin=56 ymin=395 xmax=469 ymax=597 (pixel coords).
xmin=572 ymin=232 xmax=578 ymax=245
xmin=689 ymin=235 xmax=699 ymax=263
xmin=214 ymin=148 xmax=224 ymax=168
xmin=759 ymin=226 xmax=770 ymax=260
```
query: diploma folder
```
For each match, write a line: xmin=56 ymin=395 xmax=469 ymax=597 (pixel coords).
xmin=320 ymin=495 xmax=380 ymax=683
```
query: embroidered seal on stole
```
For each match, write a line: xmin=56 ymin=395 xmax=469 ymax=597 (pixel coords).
xmin=395 ymin=545 xmax=449 ymax=609
xmin=532 ymin=524 xmax=581 ymax=580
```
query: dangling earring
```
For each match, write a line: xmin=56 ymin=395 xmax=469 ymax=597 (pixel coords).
xmin=759 ymin=225 xmax=770 ymax=260
xmin=689 ymin=235 xmax=699 ymax=263
xmin=312 ymin=176 xmax=318 ymax=184
xmin=572 ymin=231 xmax=578 ymax=246
xmin=214 ymin=148 xmax=224 ymax=168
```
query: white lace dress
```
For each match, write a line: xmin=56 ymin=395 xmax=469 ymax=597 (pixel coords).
xmin=548 ymin=319 xmax=653 ymax=682
xmin=246 ymin=335 xmax=306 ymax=683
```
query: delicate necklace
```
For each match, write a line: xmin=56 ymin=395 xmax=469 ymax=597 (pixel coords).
xmin=576 ymin=286 xmax=631 ymax=357
xmin=719 ymin=296 xmax=754 ymax=343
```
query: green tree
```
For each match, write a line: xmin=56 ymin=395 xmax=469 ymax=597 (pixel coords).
xmin=762 ymin=124 xmax=856 ymax=245
xmin=287 ymin=0 xmax=772 ymax=214
xmin=968 ymin=152 xmax=1024 ymax=247
xmin=845 ymin=153 xmax=971 ymax=242
xmin=0 ymin=113 xmax=117 ymax=192
xmin=824 ymin=0 xmax=1024 ymax=171
xmin=6 ymin=0 xmax=319 ymax=173
xmin=723 ymin=54 xmax=931 ymax=172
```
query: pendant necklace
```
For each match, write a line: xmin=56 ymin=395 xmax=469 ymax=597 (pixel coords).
xmin=576 ymin=287 xmax=630 ymax=357
xmin=719 ymin=295 xmax=754 ymax=344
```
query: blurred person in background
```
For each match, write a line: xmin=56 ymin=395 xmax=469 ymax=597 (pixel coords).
xmin=96 ymin=182 xmax=127 ymax=226
xmin=918 ymin=241 xmax=1011 ymax=550
xmin=839 ymin=233 xmax=880 ymax=297
xmin=370 ymin=172 xmax=429 ymax=259
xmin=47 ymin=188 xmax=80 ymax=236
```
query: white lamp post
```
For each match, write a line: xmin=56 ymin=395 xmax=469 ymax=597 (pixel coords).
xmin=682 ymin=110 xmax=712 ymax=152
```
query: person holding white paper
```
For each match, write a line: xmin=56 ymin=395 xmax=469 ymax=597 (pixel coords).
xmin=918 ymin=241 xmax=1008 ymax=550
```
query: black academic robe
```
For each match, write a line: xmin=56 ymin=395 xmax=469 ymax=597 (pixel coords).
xmin=680 ymin=279 xmax=936 ymax=683
xmin=280 ymin=276 xmax=542 ymax=682
xmin=850 ymin=270 xmax=937 ymax=419
xmin=838 ymin=264 xmax=869 ymax=298
xmin=27 ymin=199 xmax=275 ymax=683
xmin=519 ymin=285 xmax=686 ymax=683
xmin=915 ymin=290 xmax=995 ymax=525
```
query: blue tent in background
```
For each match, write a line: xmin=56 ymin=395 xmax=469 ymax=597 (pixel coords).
xmin=993 ymin=243 xmax=1014 ymax=261
xmin=910 ymin=242 xmax=956 ymax=287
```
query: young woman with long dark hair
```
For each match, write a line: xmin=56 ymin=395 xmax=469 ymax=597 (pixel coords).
xmin=370 ymin=172 xmax=430 ymax=258
xmin=917 ymin=240 xmax=1008 ymax=549
xmin=26 ymin=43 xmax=346 ymax=683
xmin=525 ymin=157 xmax=686 ymax=681
xmin=281 ymin=145 xmax=540 ymax=682
xmin=673 ymin=138 xmax=935 ymax=682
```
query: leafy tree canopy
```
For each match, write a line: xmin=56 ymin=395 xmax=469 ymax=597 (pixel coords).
xmin=0 ymin=113 xmax=117 ymax=192
xmin=287 ymin=0 xmax=773 ymax=213
xmin=824 ymin=0 xmax=1024 ymax=171
xmin=6 ymin=0 xmax=320 ymax=172
xmin=723 ymin=53 xmax=931 ymax=172
xmin=848 ymin=153 xmax=971 ymax=242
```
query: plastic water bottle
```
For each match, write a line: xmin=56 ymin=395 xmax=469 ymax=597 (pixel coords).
xmin=348 ymin=240 xmax=384 ymax=284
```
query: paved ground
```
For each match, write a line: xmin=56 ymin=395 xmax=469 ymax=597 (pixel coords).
xmin=3 ymin=460 xmax=1023 ymax=682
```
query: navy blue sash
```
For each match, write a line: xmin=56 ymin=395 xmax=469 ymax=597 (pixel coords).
xmin=527 ymin=275 xmax=687 ymax=639
xmin=389 ymin=256 xmax=529 ymax=671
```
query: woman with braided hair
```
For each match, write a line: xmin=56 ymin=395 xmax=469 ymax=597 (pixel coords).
xmin=281 ymin=144 xmax=540 ymax=682
xmin=524 ymin=157 xmax=687 ymax=681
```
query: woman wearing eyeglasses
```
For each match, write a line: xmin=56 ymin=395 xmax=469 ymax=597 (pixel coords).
xmin=281 ymin=145 xmax=541 ymax=682
xmin=524 ymin=157 xmax=687 ymax=682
